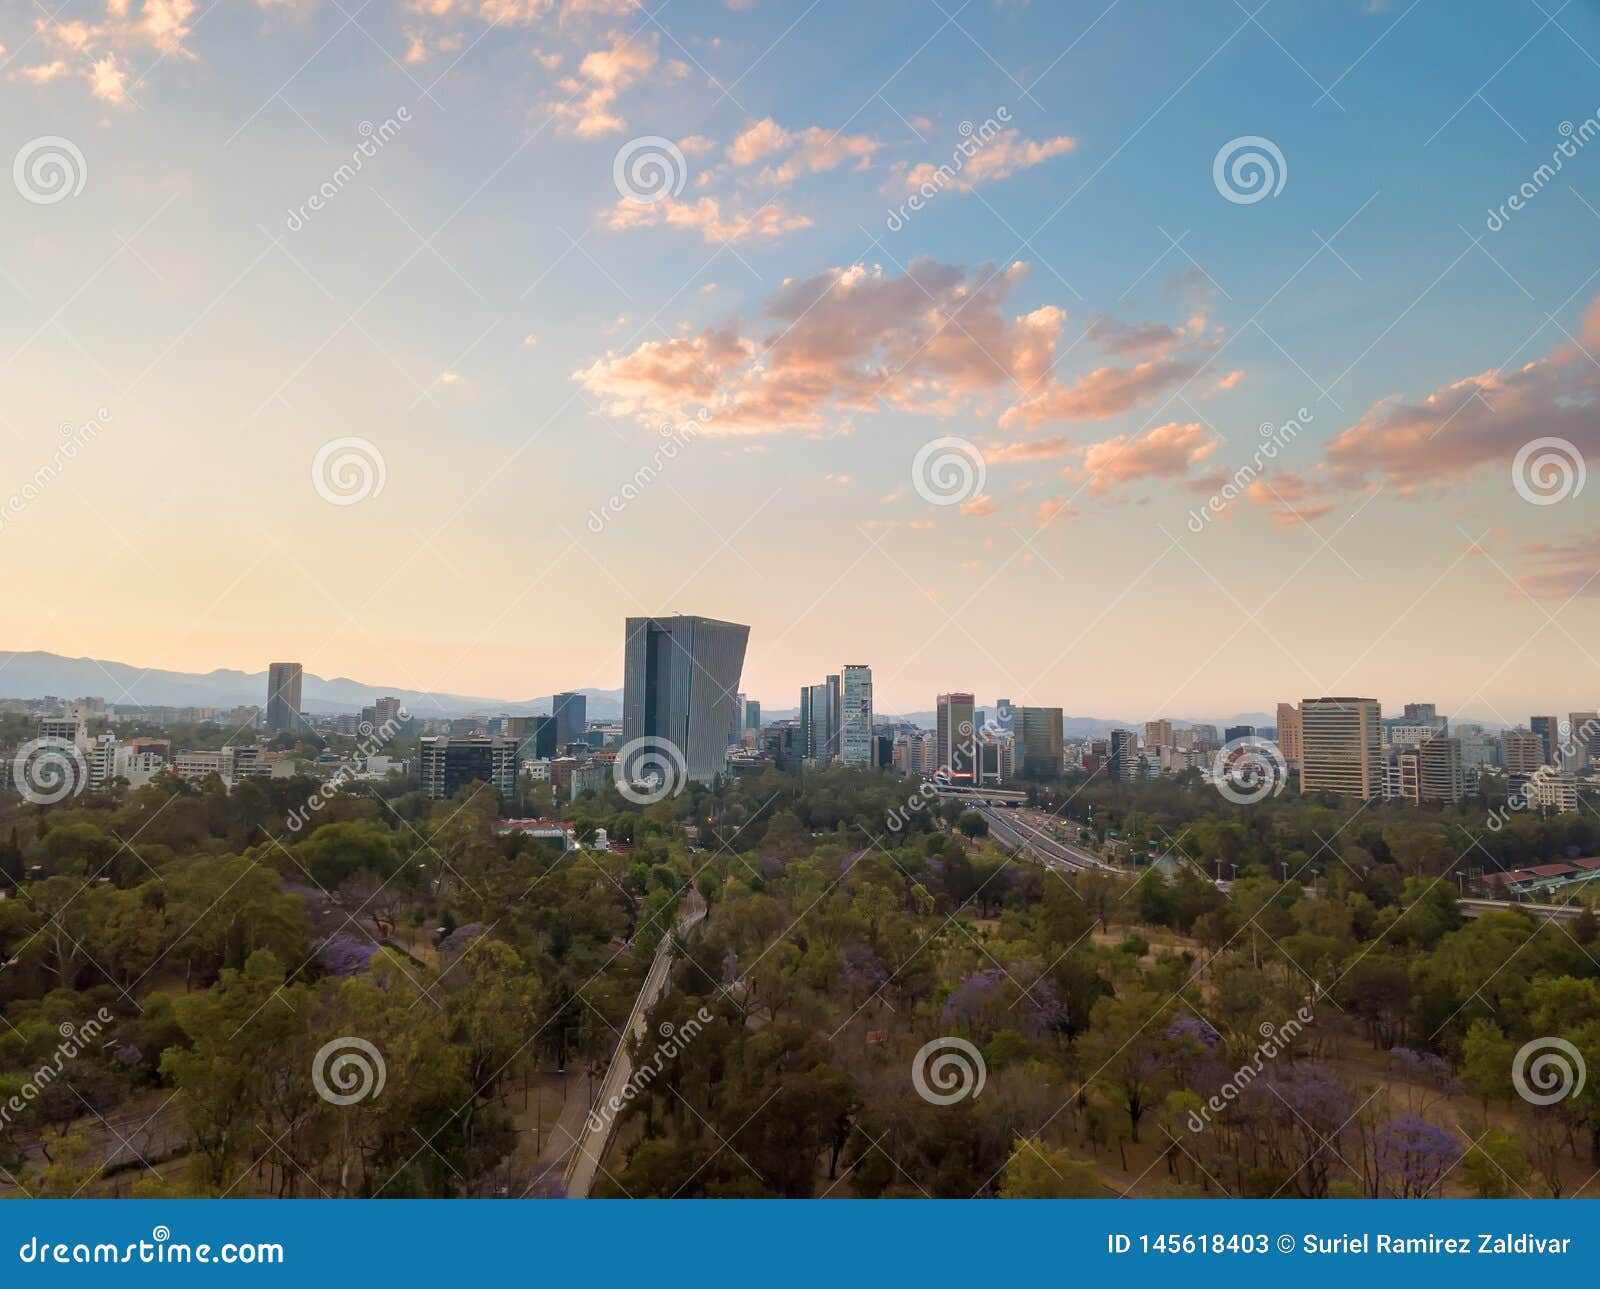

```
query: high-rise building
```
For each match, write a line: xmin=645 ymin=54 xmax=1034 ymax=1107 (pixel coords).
xmin=552 ymin=692 xmax=587 ymax=749
xmin=1224 ymin=724 xmax=1255 ymax=744
xmin=265 ymin=662 xmax=303 ymax=734
xmin=1299 ymin=698 xmax=1383 ymax=800
xmin=1018 ymin=706 xmax=1065 ymax=779
xmin=935 ymin=692 xmax=977 ymax=783
xmin=1502 ymin=729 xmax=1545 ymax=775
xmin=1276 ymin=702 xmax=1302 ymax=765
xmin=1144 ymin=719 xmax=1173 ymax=750
xmin=1108 ymin=728 xmax=1139 ymax=782
xmin=840 ymin=665 xmax=874 ymax=766
xmin=1397 ymin=737 xmax=1463 ymax=805
xmin=622 ymin=615 xmax=749 ymax=785
xmin=1403 ymin=703 xmax=1438 ymax=723
xmin=993 ymin=699 xmax=1015 ymax=737
xmin=1567 ymin=711 xmax=1598 ymax=769
xmin=801 ymin=681 xmax=836 ymax=763
xmin=1530 ymin=715 xmax=1560 ymax=766
xmin=419 ymin=735 xmax=518 ymax=801
xmin=744 ymin=699 xmax=762 ymax=731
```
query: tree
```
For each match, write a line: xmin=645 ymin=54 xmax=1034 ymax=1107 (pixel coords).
xmin=998 ymin=1137 xmax=1101 ymax=1197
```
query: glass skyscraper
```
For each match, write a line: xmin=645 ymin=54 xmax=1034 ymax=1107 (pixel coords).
xmin=622 ymin=615 xmax=749 ymax=785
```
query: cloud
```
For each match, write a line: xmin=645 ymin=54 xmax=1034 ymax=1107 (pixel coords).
xmin=575 ymin=258 xmax=1067 ymax=434
xmin=678 ymin=134 xmax=717 ymax=156
xmin=999 ymin=356 xmax=1198 ymax=428
xmin=726 ymin=118 xmax=879 ymax=184
xmin=545 ymin=30 xmax=657 ymax=136
xmin=1080 ymin=421 xmax=1219 ymax=493
xmin=1243 ymin=470 xmax=1339 ymax=527
xmin=604 ymin=193 xmax=813 ymax=242
xmin=903 ymin=129 xmax=1075 ymax=193
xmin=1323 ymin=299 xmax=1600 ymax=492
xmin=1515 ymin=536 xmax=1600 ymax=600
xmin=89 ymin=51 xmax=128 ymax=102
xmin=19 ymin=60 xmax=70 ymax=82
xmin=1034 ymin=495 xmax=1078 ymax=527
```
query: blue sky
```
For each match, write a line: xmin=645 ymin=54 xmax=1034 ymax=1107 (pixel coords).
xmin=2 ymin=0 xmax=1599 ymax=722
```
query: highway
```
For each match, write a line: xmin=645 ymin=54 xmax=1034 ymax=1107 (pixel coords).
xmin=975 ymin=805 xmax=1116 ymax=873
xmin=1460 ymin=896 xmax=1587 ymax=924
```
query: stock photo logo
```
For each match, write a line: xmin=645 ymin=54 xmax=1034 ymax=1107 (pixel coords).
xmin=912 ymin=436 xmax=987 ymax=506
xmin=312 ymin=1037 xmax=387 ymax=1106
xmin=1511 ymin=436 xmax=1586 ymax=506
xmin=12 ymin=136 xmax=87 ymax=206
xmin=911 ymin=1037 xmax=987 ymax=1106
xmin=1511 ymin=1037 xmax=1586 ymax=1106
xmin=1212 ymin=135 xmax=1287 ymax=205
xmin=1210 ymin=736 xmax=1288 ymax=805
xmin=312 ymin=436 xmax=387 ymax=506
xmin=613 ymin=136 xmax=689 ymax=205
xmin=12 ymin=737 xmax=88 ymax=805
xmin=613 ymin=736 xmax=689 ymax=805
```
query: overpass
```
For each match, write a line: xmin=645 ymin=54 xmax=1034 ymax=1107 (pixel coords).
xmin=1459 ymin=897 xmax=1588 ymax=924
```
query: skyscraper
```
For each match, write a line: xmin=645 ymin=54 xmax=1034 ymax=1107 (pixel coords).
xmin=744 ymin=699 xmax=762 ymax=731
xmin=1108 ymin=728 xmax=1139 ymax=782
xmin=1017 ymin=706 xmax=1065 ymax=780
xmin=265 ymin=662 xmax=303 ymax=734
xmin=801 ymin=681 xmax=836 ymax=763
xmin=1224 ymin=724 xmax=1255 ymax=744
xmin=622 ymin=615 xmax=749 ymax=785
xmin=840 ymin=665 xmax=874 ymax=766
xmin=1531 ymin=715 xmax=1560 ymax=765
xmin=419 ymin=736 xmax=518 ymax=801
xmin=935 ymin=692 xmax=976 ymax=783
xmin=1276 ymin=702 xmax=1302 ymax=765
xmin=552 ymin=691 xmax=587 ymax=748
xmin=1568 ymin=711 xmax=1599 ymax=769
xmin=1503 ymin=729 xmax=1545 ymax=775
xmin=1144 ymin=719 xmax=1173 ymax=750
xmin=1299 ymin=698 xmax=1383 ymax=800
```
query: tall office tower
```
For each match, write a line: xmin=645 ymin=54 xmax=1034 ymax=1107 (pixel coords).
xmin=840 ymin=665 xmax=874 ymax=766
xmin=935 ymin=692 xmax=977 ymax=783
xmin=1018 ymin=706 xmax=1066 ymax=780
xmin=418 ymin=735 xmax=519 ymax=801
xmin=1224 ymin=724 xmax=1255 ymax=744
xmin=827 ymin=674 xmax=842 ymax=759
xmin=1107 ymin=728 xmax=1139 ymax=782
xmin=552 ymin=692 xmax=587 ymax=748
xmin=994 ymin=698 xmax=1015 ymax=736
xmin=505 ymin=714 xmax=558 ymax=761
xmin=1397 ymin=738 xmax=1463 ymax=805
xmin=1403 ymin=703 xmax=1438 ymax=723
xmin=1276 ymin=702 xmax=1302 ymax=765
xmin=1298 ymin=698 xmax=1384 ymax=800
xmin=1190 ymin=724 xmax=1219 ymax=745
xmin=622 ymin=615 xmax=749 ymax=785
xmin=1569 ymin=711 xmax=1599 ymax=768
xmin=265 ymin=662 xmax=303 ymax=734
xmin=732 ymin=693 xmax=748 ymax=744
xmin=1530 ymin=715 xmax=1560 ymax=765
xmin=1502 ymin=729 xmax=1545 ymax=775
xmin=801 ymin=681 xmax=837 ymax=763
xmin=744 ymin=699 xmax=762 ymax=730
xmin=1144 ymin=719 xmax=1174 ymax=750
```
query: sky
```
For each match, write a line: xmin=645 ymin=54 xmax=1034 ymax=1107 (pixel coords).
xmin=1 ymin=0 xmax=1598 ymax=725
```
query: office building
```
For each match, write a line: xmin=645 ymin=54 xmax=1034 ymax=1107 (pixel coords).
xmin=1396 ymin=737 xmax=1463 ymax=805
xmin=1108 ymin=728 xmax=1139 ymax=783
xmin=840 ymin=665 xmax=874 ymax=766
xmin=1276 ymin=702 xmax=1302 ymax=765
xmin=552 ymin=692 xmax=587 ymax=749
xmin=1224 ymin=724 xmax=1255 ymax=744
xmin=1144 ymin=719 xmax=1173 ymax=751
xmin=1017 ymin=706 xmax=1065 ymax=780
xmin=419 ymin=735 xmax=519 ymax=801
xmin=801 ymin=681 xmax=837 ymax=764
xmin=993 ymin=699 xmax=1015 ymax=737
xmin=1530 ymin=715 xmax=1560 ymax=766
xmin=1299 ymin=698 xmax=1384 ymax=800
xmin=1503 ymin=729 xmax=1546 ymax=775
xmin=265 ymin=662 xmax=304 ymax=734
xmin=621 ymin=615 xmax=749 ymax=785
xmin=935 ymin=692 xmax=977 ymax=783
xmin=744 ymin=699 xmax=762 ymax=731
xmin=1567 ymin=711 xmax=1598 ymax=769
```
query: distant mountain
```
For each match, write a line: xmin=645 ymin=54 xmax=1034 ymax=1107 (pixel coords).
xmin=0 ymin=651 xmax=621 ymax=720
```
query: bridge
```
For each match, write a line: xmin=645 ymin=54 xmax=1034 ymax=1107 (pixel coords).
xmin=1459 ymin=897 xmax=1588 ymax=924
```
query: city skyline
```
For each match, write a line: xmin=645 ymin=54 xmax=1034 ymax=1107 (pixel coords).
xmin=2 ymin=2 xmax=1597 ymax=721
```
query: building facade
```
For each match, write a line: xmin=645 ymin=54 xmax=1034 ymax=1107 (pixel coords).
xmin=840 ymin=665 xmax=874 ymax=766
xmin=1299 ymin=697 xmax=1384 ymax=800
xmin=419 ymin=735 xmax=519 ymax=801
xmin=621 ymin=615 xmax=749 ymax=785
xmin=265 ymin=662 xmax=304 ymax=734
xmin=1017 ymin=706 xmax=1065 ymax=780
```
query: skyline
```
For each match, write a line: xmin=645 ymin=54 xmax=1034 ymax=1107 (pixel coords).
xmin=3 ymin=1 xmax=1599 ymax=719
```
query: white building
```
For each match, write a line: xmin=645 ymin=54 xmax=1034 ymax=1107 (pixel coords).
xmin=840 ymin=665 xmax=874 ymax=766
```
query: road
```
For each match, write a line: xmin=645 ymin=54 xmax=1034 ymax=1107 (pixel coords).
xmin=975 ymin=806 xmax=1116 ymax=872
xmin=563 ymin=890 xmax=706 ymax=1198
xmin=1460 ymin=896 xmax=1587 ymax=923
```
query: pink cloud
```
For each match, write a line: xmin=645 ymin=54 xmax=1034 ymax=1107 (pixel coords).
xmin=903 ymin=129 xmax=1075 ymax=193
xmin=999 ymin=356 xmax=1198 ymax=428
xmin=605 ymin=194 xmax=813 ymax=243
xmin=1080 ymin=421 xmax=1219 ymax=493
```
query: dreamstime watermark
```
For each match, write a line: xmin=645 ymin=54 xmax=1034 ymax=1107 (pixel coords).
xmin=285 ymin=108 xmax=411 ymax=231
xmin=1209 ymin=736 xmax=1289 ymax=805
xmin=613 ymin=736 xmax=689 ymax=805
xmin=885 ymin=107 xmax=1012 ymax=231
xmin=17 ymin=1226 xmax=284 ymax=1266
xmin=1185 ymin=407 xmax=1313 ymax=532
xmin=12 ymin=737 xmax=88 ymax=805
xmin=585 ymin=1007 xmax=713 ymax=1133
xmin=0 ymin=1009 xmax=113 ymax=1126
xmin=1511 ymin=436 xmax=1585 ymax=506
xmin=311 ymin=1036 xmax=386 ymax=1105
xmin=885 ymin=718 xmax=991 ymax=834
xmin=284 ymin=708 xmax=409 ymax=833
xmin=911 ymin=1036 xmax=986 ymax=1105
xmin=1212 ymin=135 xmax=1287 ymax=205
xmin=1486 ymin=111 xmax=1600 ymax=232
xmin=613 ymin=135 xmax=688 ymax=204
xmin=1511 ymin=1036 xmax=1586 ymax=1105
xmin=12 ymin=136 xmax=87 ymax=205
xmin=1185 ymin=1005 xmax=1316 ymax=1133
xmin=0 ymin=408 xmax=111 ymax=534
xmin=586 ymin=410 xmax=709 ymax=532
xmin=912 ymin=436 xmax=986 ymax=506
xmin=311 ymin=435 xmax=387 ymax=506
